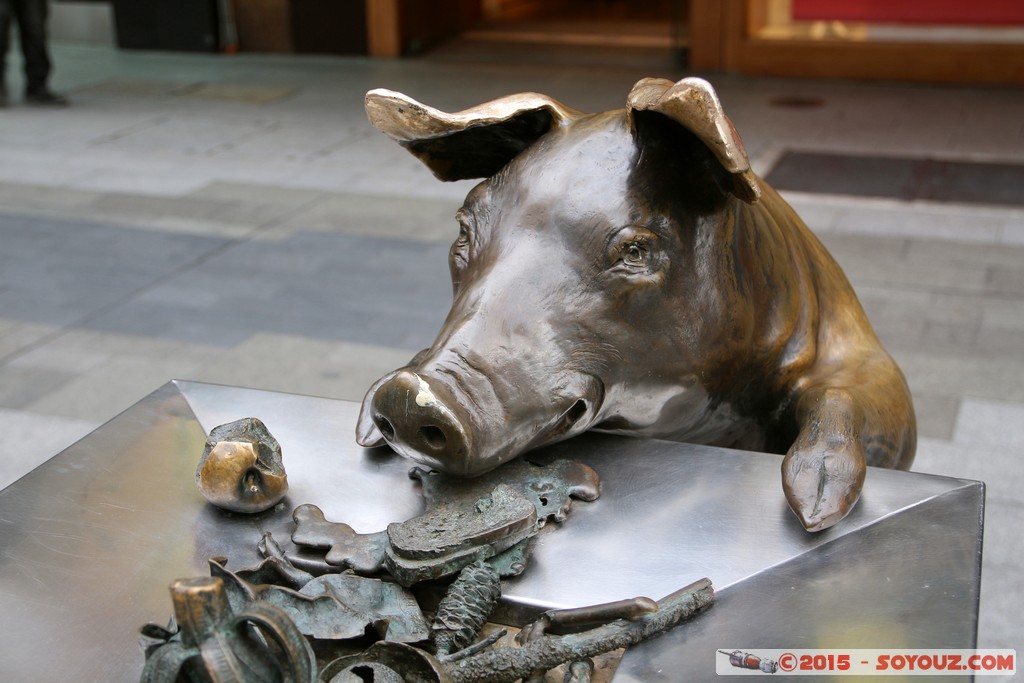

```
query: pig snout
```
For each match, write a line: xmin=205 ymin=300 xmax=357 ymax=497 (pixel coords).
xmin=363 ymin=367 xmax=603 ymax=477
xmin=369 ymin=369 xmax=473 ymax=473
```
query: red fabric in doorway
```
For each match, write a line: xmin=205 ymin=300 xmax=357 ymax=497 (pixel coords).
xmin=792 ymin=0 xmax=1024 ymax=26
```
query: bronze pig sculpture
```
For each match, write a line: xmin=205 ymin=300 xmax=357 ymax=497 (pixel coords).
xmin=357 ymin=77 xmax=916 ymax=532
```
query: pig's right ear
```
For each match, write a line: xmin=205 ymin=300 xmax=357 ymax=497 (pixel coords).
xmin=628 ymin=77 xmax=760 ymax=204
xmin=365 ymin=89 xmax=582 ymax=181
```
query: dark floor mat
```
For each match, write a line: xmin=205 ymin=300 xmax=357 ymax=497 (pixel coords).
xmin=765 ymin=151 xmax=1024 ymax=207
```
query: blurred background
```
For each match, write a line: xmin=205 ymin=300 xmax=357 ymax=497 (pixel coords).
xmin=1 ymin=0 xmax=1021 ymax=673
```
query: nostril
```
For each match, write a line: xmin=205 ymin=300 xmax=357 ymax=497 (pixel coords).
xmin=375 ymin=416 xmax=395 ymax=441
xmin=565 ymin=400 xmax=588 ymax=427
xmin=419 ymin=425 xmax=447 ymax=450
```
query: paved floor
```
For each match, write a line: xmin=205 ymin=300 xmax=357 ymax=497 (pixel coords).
xmin=1 ymin=42 xmax=1021 ymax=663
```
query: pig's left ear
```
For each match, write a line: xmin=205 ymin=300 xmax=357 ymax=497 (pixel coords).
xmin=628 ymin=77 xmax=760 ymax=204
xmin=365 ymin=88 xmax=583 ymax=181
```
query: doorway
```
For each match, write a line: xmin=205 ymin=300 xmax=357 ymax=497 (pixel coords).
xmin=430 ymin=0 xmax=689 ymax=69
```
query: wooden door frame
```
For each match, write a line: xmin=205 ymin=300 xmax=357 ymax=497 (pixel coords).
xmin=367 ymin=0 xmax=402 ymax=57
xmin=690 ymin=0 xmax=1024 ymax=85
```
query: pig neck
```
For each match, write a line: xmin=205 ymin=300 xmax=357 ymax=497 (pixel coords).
xmin=715 ymin=182 xmax=833 ymax=434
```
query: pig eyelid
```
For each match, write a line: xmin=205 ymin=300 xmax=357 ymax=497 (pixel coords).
xmin=450 ymin=219 xmax=472 ymax=272
xmin=454 ymin=212 xmax=475 ymax=243
xmin=455 ymin=224 xmax=471 ymax=248
xmin=454 ymin=208 xmax=476 ymax=229
xmin=606 ymin=226 xmax=656 ymax=252
xmin=606 ymin=225 xmax=660 ymax=274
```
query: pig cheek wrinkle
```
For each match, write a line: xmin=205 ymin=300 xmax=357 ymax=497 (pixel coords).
xmin=575 ymin=276 xmax=676 ymax=411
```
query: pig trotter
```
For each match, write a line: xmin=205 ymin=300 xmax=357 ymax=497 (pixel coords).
xmin=782 ymin=388 xmax=867 ymax=531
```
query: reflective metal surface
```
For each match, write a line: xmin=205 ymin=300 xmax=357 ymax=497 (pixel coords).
xmin=0 ymin=382 xmax=982 ymax=681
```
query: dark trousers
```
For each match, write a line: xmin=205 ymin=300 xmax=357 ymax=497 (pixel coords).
xmin=0 ymin=0 xmax=52 ymax=93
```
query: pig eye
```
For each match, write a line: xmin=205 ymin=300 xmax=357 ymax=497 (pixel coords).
xmin=607 ymin=226 xmax=660 ymax=278
xmin=450 ymin=221 xmax=472 ymax=273
xmin=623 ymin=243 xmax=648 ymax=268
xmin=455 ymin=225 xmax=470 ymax=248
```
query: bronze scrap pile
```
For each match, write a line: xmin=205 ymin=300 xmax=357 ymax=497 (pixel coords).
xmin=140 ymin=418 xmax=714 ymax=683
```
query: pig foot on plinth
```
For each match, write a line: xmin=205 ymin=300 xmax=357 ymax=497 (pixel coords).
xmin=782 ymin=388 xmax=867 ymax=532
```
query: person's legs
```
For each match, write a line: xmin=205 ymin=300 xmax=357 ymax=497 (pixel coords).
xmin=0 ymin=0 xmax=12 ymax=105
xmin=13 ymin=0 xmax=50 ymax=93
xmin=13 ymin=0 xmax=64 ymax=104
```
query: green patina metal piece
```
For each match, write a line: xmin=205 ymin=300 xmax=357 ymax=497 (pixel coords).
xmin=140 ymin=576 xmax=316 ymax=683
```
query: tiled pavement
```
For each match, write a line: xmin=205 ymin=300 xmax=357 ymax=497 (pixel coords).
xmin=1 ymin=42 xmax=1022 ymax=662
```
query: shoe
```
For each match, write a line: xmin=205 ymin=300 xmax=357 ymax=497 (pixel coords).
xmin=25 ymin=88 xmax=69 ymax=107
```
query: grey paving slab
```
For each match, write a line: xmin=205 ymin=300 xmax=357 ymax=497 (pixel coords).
xmin=858 ymin=286 xmax=989 ymax=358
xmin=81 ymin=232 xmax=453 ymax=350
xmin=88 ymin=191 xmax=281 ymax=227
xmin=910 ymin=393 xmax=961 ymax=442
xmin=821 ymin=232 xmax=994 ymax=293
xmin=186 ymin=181 xmax=328 ymax=216
xmin=858 ymin=284 xmax=1024 ymax=359
xmin=283 ymin=192 xmax=460 ymax=243
xmin=900 ymin=353 xmax=1024 ymax=403
xmin=0 ymin=318 xmax=58 ymax=360
xmin=950 ymin=96 xmax=1024 ymax=160
xmin=24 ymin=350 xmax=215 ymax=422
xmin=206 ymin=123 xmax=370 ymax=163
xmin=908 ymin=435 xmax=1022 ymax=654
xmin=91 ymin=115 xmax=279 ymax=156
xmin=30 ymin=327 xmax=163 ymax=356
xmin=972 ymin=502 xmax=1024 ymax=653
xmin=976 ymin=294 xmax=1024 ymax=334
xmin=0 ymin=211 xmax=234 ymax=328
xmin=778 ymin=197 xmax=840 ymax=233
xmin=827 ymin=198 xmax=1010 ymax=244
xmin=0 ymin=182 xmax=103 ymax=214
xmin=976 ymin=326 xmax=1024 ymax=360
xmin=770 ymin=190 xmax=1024 ymax=247
xmin=83 ymin=300 xmax=252 ymax=345
xmin=917 ymin=319 xmax=981 ymax=355
xmin=0 ymin=365 xmax=77 ymax=410
xmin=64 ymin=160 xmax=233 ymax=196
xmin=192 ymin=333 xmax=414 ymax=403
xmin=908 ymin=237 xmax=1024 ymax=272
xmin=175 ymin=83 xmax=298 ymax=104
xmin=953 ymin=398 xmax=1024 ymax=449
xmin=0 ymin=148 xmax=93 ymax=186
xmin=7 ymin=341 xmax=112 ymax=375
xmin=987 ymin=264 xmax=1024 ymax=296
xmin=998 ymin=219 xmax=1024 ymax=246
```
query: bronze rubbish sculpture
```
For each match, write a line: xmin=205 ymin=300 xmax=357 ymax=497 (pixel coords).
xmin=196 ymin=418 xmax=289 ymax=513
xmin=146 ymin=449 xmax=715 ymax=681
xmin=358 ymin=77 xmax=916 ymax=532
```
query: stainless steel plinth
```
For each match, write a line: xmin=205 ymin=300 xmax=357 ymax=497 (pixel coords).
xmin=0 ymin=381 xmax=983 ymax=681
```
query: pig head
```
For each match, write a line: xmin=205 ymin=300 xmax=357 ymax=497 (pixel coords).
xmin=357 ymin=77 xmax=916 ymax=532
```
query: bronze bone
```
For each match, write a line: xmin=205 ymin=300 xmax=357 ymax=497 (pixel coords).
xmin=357 ymin=77 xmax=916 ymax=532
